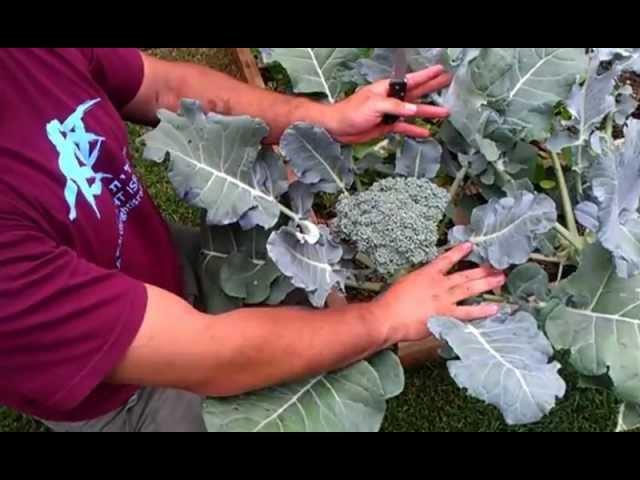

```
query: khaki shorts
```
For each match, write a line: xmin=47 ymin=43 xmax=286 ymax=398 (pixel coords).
xmin=43 ymin=223 xmax=207 ymax=432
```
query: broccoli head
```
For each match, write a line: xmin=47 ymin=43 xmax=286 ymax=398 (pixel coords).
xmin=333 ymin=176 xmax=450 ymax=278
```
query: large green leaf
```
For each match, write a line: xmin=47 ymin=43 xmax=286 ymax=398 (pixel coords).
xmin=548 ymin=54 xmax=618 ymax=178
xmin=261 ymin=48 xmax=360 ymax=103
xmin=445 ymin=48 xmax=588 ymax=149
xmin=448 ymin=191 xmax=558 ymax=270
xmin=574 ymin=120 xmax=640 ymax=279
xmin=266 ymin=225 xmax=345 ymax=308
xmin=142 ymin=100 xmax=287 ymax=229
xmin=546 ymin=242 xmax=640 ymax=404
xmin=472 ymin=48 xmax=588 ymax=142
xmin=202 ymin=360 xmax=390 ymax=432
xmin=367 ymin=350 xmax=405 ymax=400
xmin=199 ymin=223 xmax=288 ymax=311
xmin=429 ymin=311 xmax=566 ymax=425
xmin=280 ymin=123 xmax=354 ymax=194
xmin=616 ymin=402 xmax=640 ymax=432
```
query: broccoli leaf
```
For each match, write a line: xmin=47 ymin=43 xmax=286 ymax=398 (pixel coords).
xmin=287 ymin=181 xmax=315 ymax=218
xmin=142 ymin=100 xmax=288 ymax=229
xmin=280 ymin=123 xmax=354 ymax=194
xmin=199 ymin=224 xmax=284 ymax=308
xmin=546 ymin=242 xmax=640 ymax=404
xmin=202 ymin=359 xmax=389 ymax=432
xmin=547 ymin=55 xmax=618 ymax=175
xmin=614 ymin=84 xmax=639 ymax=126
xmin=395 ymin=138 xmax=442 ymax=179
xmin=261 ymin=48 xmax=361 ymax=103
xmin=443 ymin=49 xmax=502 ymax=162
xmin=356 ymin=48 xmax=445 ymax=83
xmin=617 ymin=402 xmax=640 ymax=432
xmin=428 ymin=311 xmax=566 ymax=425
xmin=238 ymin=147 xmax=289 ymax=230
xmin=267 ymin=225 xmax=345 ymax=308
xmin=264 ymin=276 xmax=297 ymax=305
xmin=507 ymin=263 xmax=550 ymax=302
xmin=367 ymin=350 xmax=405 ymax=400
xmin=448 ymin=191 xmax=558 ymax=270
xmin=220 ymin=254 xmax=281 ymax=305
xmin=575 ymin=120 xmax=640 ymax=278
xmin=445 ymin=48 xmax=587 ymax=156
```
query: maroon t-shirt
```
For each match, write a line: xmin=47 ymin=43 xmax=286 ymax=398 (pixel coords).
xmin=0 ymin=49 xmax=184 ymax=422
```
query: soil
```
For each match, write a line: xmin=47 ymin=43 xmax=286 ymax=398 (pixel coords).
xmin=142 ymin=48 xmax=244 ymax=81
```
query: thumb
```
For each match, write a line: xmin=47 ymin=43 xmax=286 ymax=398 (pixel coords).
xmin=374 ymin=98 xmax=419 ymax=118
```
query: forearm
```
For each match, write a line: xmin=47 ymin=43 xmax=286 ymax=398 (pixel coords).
xmin=198 ymin=301 xmax=391 ymax=396
xmin=110 ymin=284 xmax=392 ymax=397
xmin=129 ymin=54 xmax=333 ymax=144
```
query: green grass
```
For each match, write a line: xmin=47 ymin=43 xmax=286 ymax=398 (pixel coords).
xmin=0 ymin=48 xmax=627 ymax=432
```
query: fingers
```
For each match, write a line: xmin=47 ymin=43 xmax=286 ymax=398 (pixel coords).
xmin=448 ymin=274 xmax=506 ymax=303
xmin=407 ymin=72 xmax=454 ymax=101
xmin=446 ymin=265 xmax=502 ymax=288
xmin=405 ymin=65 xmax=446 ymax=89
xmin=374 ymin=98 xmax=449 ymax=120
xmin=427 ymin=242 xmax=474 ymax=275
xmin=335 ymin=124 xmax=395 ymax=145
xmin=392 ymin=122 xmax=431 ymax=138
xmin=449 ymin=303 xmax=502 ymax=321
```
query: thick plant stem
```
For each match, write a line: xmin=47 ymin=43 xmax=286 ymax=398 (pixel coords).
xmin=550 ymin=151 xmax=581 ymax=247
xmin=606 ymin=113 xmax=614 ymax=139
xmin=529 ymin=253 xmax=562 ymax=264
xmin=553 ymin=222 xmax=582 ymax=251
xmin=345 ymin=279 xmax=384 ymax=293
xmin=355 ymin=175 xmax=364 ymax=193
xmin=482 ymin=294 xmax=507 ymax=303
xmin=355 ymin=253 xmax=375 ymax=269
xmin=449 ymin=165 xmax=469 ymax=198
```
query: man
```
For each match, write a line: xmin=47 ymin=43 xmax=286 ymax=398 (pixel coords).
xmin=0 ymin=48 xmax=505 ymax=432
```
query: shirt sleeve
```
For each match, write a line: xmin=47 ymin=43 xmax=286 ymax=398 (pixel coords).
xmin=0 ymin=217 xmax=148 ymax=415
xmin=84 ymin=48 xmax=145 ymax=112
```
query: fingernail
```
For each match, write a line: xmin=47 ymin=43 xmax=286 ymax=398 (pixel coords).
xmin=489 ymin=304 xmax=500 ymax=314
xmin=404 ymin=104 xmax=418 ymax=115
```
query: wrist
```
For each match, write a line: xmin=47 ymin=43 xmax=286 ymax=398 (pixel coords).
xmin=357 ymin=298 xmax=400 ymax=350
xmin=292 ymin=98 xmax=338 ymax=133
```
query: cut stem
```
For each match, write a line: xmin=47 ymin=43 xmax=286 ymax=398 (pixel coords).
xmin=550 ymin=151 xmax=581 ymax=247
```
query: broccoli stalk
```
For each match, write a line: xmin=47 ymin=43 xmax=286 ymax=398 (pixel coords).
xmin=333 ymin=176 xmax=450 ymax=279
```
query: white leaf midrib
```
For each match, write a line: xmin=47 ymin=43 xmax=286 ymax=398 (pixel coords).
xmin=251 ymin=376 xmax=323 ymax=432
xmin=464 ymin=324 xmax=537 ymax=409
xmin=305 ymin=48 xmax=335 ymax=103
xmin=508 ymin=48 xmax=572 ymax=101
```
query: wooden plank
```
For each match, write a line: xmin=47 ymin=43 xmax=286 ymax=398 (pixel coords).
xmin=231 ymin=47 xmax=442 ymax=368
xmin=233 ymin=48 xmax=265 ymax=89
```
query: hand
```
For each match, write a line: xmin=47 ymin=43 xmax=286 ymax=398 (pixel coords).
xmin=370 ymin=242 xmax=506 ymax=344
xmin=324 ymin=65 xmax=453 ymax=144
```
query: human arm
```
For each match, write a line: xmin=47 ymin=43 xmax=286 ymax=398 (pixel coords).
xmin=108 ymin=243 xmax=505 ymax=397
xmin=121 ymin=51 xmax=452 ymax=144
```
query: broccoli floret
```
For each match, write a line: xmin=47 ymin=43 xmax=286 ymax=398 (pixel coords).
xmin=333 ymin=176 xmax=450 ymax=278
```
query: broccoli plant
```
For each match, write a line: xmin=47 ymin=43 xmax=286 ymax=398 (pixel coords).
xmin=140 ymin=47 xmax=640 ymax=431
